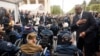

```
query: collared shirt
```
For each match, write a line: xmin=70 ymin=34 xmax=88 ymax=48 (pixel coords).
xmin=78 ymin=10 xmax=83 ymax=19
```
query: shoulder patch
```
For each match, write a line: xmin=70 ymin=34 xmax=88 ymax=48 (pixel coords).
xmin=7 ymin=42 xmax=12 ymax=47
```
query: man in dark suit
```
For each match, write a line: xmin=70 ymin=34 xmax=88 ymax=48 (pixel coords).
xmin=20 ymin=11 xmax=26 ymax=26
xmin=40 ymin=13 xmax=47 ymax=25
xmin=71 ymin=5 xmax=97 ymax=56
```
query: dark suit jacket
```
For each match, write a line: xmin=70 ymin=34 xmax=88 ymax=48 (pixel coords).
xmin=40 ymin=16 xmax=46 ymax=23
xmin=40 ymin=16 xmax=48 ymax=24
xmin=71 ymin=11 xmax=97 ymax=44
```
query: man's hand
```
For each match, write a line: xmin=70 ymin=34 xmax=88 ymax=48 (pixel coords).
xmin=79 ymin=32 xmax=86 ymax=38
xmin=76 ymin=19 xmax=87 ymax=26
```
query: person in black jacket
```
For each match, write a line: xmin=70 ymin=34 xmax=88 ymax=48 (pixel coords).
xmin=95 ymin=12 xmax=100 ymax=52
xmin=56 ymin=33 xmax=83 ymax=56
xmin=40 ymin=13 xmax=48 ymax=26
xmin=0 ymin=29 xmax=19 ymax=56
xmin=20 ymin=11 xmax=26 ymax=26
xmin=71 ymin=5 xmax=97 ymax=56
xmin=0 ymin=7 xmax=6 ymax=26
xmin=50 ymin=20 xmax=59 ymax=36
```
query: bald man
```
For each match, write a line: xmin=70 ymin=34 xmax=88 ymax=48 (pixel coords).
xmin=71 ymin=5 xmax=97 ymax=56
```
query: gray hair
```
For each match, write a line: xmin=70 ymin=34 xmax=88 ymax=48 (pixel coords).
xmin=75 ymin=4 xmax=83 ymax=9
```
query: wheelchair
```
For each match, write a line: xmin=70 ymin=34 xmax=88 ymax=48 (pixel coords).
xmin=15 ymin=27 xmax=53 ymax=56
xmin=54 ymin=32 xmax=83 ymax=56
xmin=0 ymin=43 xmax=19 ymax=56
xmin=14 ymin=37 xmax=49 ymax=56
xmin=13 ymin=30 xmax=51 ymax=56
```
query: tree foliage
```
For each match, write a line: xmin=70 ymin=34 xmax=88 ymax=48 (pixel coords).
xmin=51 ymin=5 xmax=63 ymax=15
xmin=86 ymin=4 xmax=100 ymax=12
xmin=86 ymin=6 xmax=90 ymax=11
xmin=91 ymin=4 xmax=100 ymax=12
xmin=89 ymin=0 xmax=100 ymax=5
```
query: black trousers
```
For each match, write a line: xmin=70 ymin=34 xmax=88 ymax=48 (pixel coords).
xmin=77 ymin=38 xmax=96 ymax=56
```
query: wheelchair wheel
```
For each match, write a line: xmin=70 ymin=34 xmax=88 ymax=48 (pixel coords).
xmin=1 ymin=52 xmax=9 ymax=56
xmin=15 ymin=39 xmax=23 ymax=47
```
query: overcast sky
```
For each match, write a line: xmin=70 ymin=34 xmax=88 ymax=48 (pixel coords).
xmin=50 ymin=0 xmax=91 ymax=12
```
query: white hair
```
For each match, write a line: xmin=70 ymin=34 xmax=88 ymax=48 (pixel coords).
xmin=63 ymin=22 xmax=69 ymax=28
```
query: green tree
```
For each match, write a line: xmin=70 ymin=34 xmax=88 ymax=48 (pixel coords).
xmin=91 ymin=4 xmax=100 ymax=12
xmin=51 ymin=5 xmax=63 ymax=15
xmin=86 ymin=0 xmax=100 ymax=12
xmin=86 ymin=6 xmax=90 ymax=11
xmin=89 ymin=0 xmax=100 ymax=5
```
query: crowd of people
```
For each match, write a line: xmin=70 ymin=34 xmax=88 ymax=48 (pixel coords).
xmin=0 ymin=4 xmax=100 ymax=56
